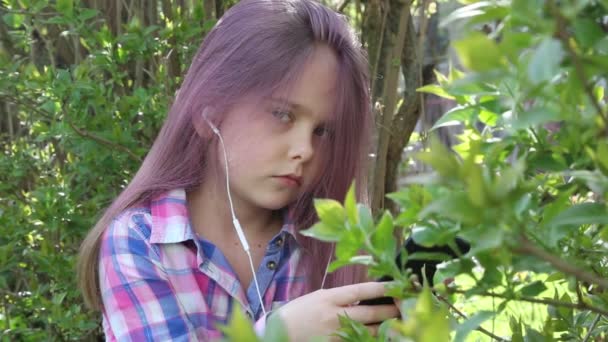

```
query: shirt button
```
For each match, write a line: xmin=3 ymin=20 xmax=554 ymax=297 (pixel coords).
xmin=275 ymin=237 xmax=284 ymax=247
xmin=266 ymin=261 xmax=277 ymax=270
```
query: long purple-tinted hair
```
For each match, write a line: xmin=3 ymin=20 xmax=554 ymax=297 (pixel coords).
xmin=78 ymin=0 xmax=372 ymax=310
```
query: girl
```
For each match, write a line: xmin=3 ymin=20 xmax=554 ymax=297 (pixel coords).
xmin=78 ymin=0 xmax=399 ymax=340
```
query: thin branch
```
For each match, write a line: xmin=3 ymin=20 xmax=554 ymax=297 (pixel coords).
xmin=0 ymin=8 xmax=57 ymax=17
xmin=369 ymin=0 xmax=389 ymax=101
xmin=416 ymin=0 xmax=431 ymax=129
xmin=0 ymin=93 xmax=54 ymax=120
xmin=582 ymin=314 xmax=602 ymax=342
xmin=547 ymin=0 xmax=608 ymax=133
xmin=512 ymin=235 xmax=608 ymax=290
xmin=449 ymin=288 xmax=608 ymax=317
xmin=436 ymin=294 xmax=508 ymax=342
xmin=67 ymin=121 xmax=141 ymax=162
xmin=2 ymin=93 xmax=142 ymax=162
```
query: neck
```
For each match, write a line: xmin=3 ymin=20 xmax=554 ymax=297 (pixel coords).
xmin=187 ymin=177 xmax=281 ymax=240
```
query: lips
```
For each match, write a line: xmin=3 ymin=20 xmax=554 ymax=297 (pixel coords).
xmin=275 ymin=174 xmax=303 ymax=187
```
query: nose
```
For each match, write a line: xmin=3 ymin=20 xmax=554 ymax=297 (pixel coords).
xmin=288 ymin=128 xmax=315 ymax=162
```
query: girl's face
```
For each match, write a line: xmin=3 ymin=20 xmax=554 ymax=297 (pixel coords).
xmin=217 ymin=45 xmax=338 ymax=212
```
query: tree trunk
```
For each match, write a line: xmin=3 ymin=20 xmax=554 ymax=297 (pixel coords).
xmin=384 ymin=12 xmax=422 ymax=213
xmin=369 ymin=0 xmax=423 ymax=215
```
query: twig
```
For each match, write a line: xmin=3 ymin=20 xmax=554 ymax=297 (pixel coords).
xmin=0 ymin=93 xmax=54 ymax=120
xmin=436 ymin=295 xmax=508 ymax=342
xmin=449 ymin=288 xmax=608 ymax=317
xmin=3 ymin=92 xmax=142 ymax=162
xmin=0 ymin=7 xmax=57 ymax=17
xmin=582 ymin=314 xmax=602 ymax=342
xmin=369 ymin=0 xmax=390 ymax=100
xmin=547 ymin=0 xmax=608 ymax=133
xmin=512 ymin=235 xmax=608 ymax=290
xmin=67 ymin=121 xmax=141 ymax=162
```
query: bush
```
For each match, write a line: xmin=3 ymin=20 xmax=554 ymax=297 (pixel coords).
xmin=0 ymin=1 xmax=212 ymax=339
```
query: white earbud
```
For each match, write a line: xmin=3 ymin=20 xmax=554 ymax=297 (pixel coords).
xmin=202 ymin=112 xmax=266 ymax=317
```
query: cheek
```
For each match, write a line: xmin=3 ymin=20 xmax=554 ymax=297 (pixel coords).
xmin=307 ymin=154 xmax=327 ymax=181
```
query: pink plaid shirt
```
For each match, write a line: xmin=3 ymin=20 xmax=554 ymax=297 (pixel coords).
xmin=99 ymin=189 xmax=312 ymax=341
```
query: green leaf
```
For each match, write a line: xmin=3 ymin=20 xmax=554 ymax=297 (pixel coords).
xmin=519 ymin=281 xmax=548 ymax=297
xmin=466 ymin=163 xmax=486 ymax=207
xmin=573 ymin=18 xmax=605 ymax=49
xmin=417 ymin=84 xmax=455 ymax=100
xmin=416 ymin=138 xmax=461 ymax=179
xmin=453 ymin=32 xmax=505 ymax=72
xmin=510 ymin=106 xmax=562 ymax=130
xmin=454 ymin=311 xmax=495 ymax=342
xmin=440 ymin=2 xmax=504 ymax=28
xmin=418 ymin=286 xmax=451 ymax=342
xmin=2 ymin=13 xmax=25 ymax=28
xmin=357 ymin=204 xmax=374 ymax=233
xmin=434 ymin=259 xmax=475 ymax=285
xmin=300 ymin=222 xmax=343 ymax=242
xmin=431 ymin=106 xmax=476 ymax=130
xmin=478 ymin=109 xmax=499 ymax=126
xmin=78 ymin=8 xmax=99 ymax=21
xmin=420 ymin=192 xmax=480 ymax=226
xmin=527 ymin=38 xmax=564 ymax=84
xmin=335 ymin=229 xmax=364 ymax=261
xmin=345 ymin=183 xmax=357 ymax=225
xmin=56 ymin=0 xmax=74 ymax=17
xmin=463 ymin=226 xmax=505 ymax=255
xmin=549 ymin=203 xmax=608 ymax=227
xmin=371 ymin=211 xmax=396 ymax=255
xmin=314 ymin=199 xmax=345 ymax=230
xmin=264 ymin=313 xmax=289 ymax=341
xmin=411 ymin=225 xmax=444 ymax=247
xmin=218 ymin=307 xmax=260 ymax=342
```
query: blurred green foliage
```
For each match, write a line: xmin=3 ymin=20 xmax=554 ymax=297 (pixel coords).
xmin=0 ymin=0 xmax=213 ymax=339
xmin=302 ymin=0 xmax=608 ymax=340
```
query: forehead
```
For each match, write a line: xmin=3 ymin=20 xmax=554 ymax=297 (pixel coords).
xmin=271 ymin=45 xmax=339 ymax=122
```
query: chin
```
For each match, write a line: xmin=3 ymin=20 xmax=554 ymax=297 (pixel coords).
xmin=258 ymin=195 xmax=297 ymax=211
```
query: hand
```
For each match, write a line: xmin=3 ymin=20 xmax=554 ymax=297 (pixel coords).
xmin=274 ymin=282 xmax=400 ymax=341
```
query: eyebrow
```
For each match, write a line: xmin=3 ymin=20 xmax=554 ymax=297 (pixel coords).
xmin=267 ymin=97 xmax=307 ymax=112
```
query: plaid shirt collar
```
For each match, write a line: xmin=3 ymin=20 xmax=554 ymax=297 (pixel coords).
xmin=148 ymin=189 xmax=298 ymax=245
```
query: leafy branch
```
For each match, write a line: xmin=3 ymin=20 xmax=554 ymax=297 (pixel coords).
xmin=66 ymin=121 xmax=142 ymax=162
xmin=447 ymin=288 xmax=608 ymax=317
xmin=547 ymin=0 xmax=608 ymax=133
xmin=435 ymin=294 xmax=508 ymax=342
xmin=512 ymin=235 xmax=608 ymax=290
xmin=1 ymin=93 xmax=142 ymax=162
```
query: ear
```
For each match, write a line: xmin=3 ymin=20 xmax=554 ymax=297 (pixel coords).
xmin=192 ymin=107 xmax=216 ymax=139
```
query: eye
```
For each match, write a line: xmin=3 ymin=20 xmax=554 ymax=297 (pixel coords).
xmin=313 ymin=125 xmax=332 ymax=138
xmin=271 ymin=109 xmax=293 ymax=123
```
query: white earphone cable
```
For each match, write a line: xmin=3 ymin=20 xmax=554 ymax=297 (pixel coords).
xmin=210 ymin=121 xmax=267 ymax=318
xmin=320 ymin=243 xmax=334 ymax=289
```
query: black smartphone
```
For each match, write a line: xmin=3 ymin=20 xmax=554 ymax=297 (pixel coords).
xmin=359 ymin=236 xmax=470 ymax=306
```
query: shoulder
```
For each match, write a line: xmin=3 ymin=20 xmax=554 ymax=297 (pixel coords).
xmin=100 ymin=206 xmax=155 ymax=257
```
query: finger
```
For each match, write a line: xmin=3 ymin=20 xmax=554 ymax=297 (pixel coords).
xmin=366 ymin=323 xmax=381 ymax=337
xmin=326 ymin=282 xmax=391 ymax=305
xmin=342 ymin=304 xmax=400 ymax=325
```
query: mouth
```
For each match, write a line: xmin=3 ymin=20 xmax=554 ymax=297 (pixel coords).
xmin=274 ymin=174 xmax=303 ymax=187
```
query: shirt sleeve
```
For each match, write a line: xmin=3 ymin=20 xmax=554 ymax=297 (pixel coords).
xmin=98 ymin=216 xmax=198 ymax=342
